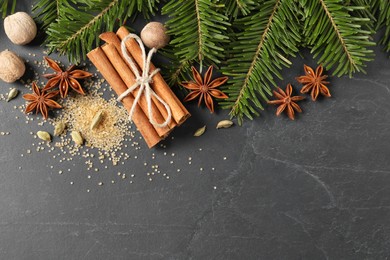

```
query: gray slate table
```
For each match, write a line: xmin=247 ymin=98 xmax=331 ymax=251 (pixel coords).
xmin=0 ymin=2 xmax=389 ymax=260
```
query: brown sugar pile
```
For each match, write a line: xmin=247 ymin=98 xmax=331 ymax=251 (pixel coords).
xmin=47 ymin=91 xmax=136 ymax=167
xmin=54 ymin=93 xmax=132 ymax=151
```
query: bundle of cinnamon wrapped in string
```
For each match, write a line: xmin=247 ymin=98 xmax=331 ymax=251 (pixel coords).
xmin=87 ymin=26 xmax=190 ymax=148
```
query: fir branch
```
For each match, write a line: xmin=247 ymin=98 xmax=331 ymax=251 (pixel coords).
xmin=166 ymin=60 xmax=192 ymax=87
xmin=375 ymin=0 xmax=390 ymax=52
xmin=224 ymin=0 xmax=256 ymax=18
xmin=42 ymin=0 xmax=158 ymax=63
xmin=159 ymin=48 xmax=192 ymax=87
xmin=347 ymin=0 xmax=376 ymax=31
xmin=162 ymin=0 xmax=230 ymax=86
xmin=303 ymin=0 xmax=375 ymax=77
xmin=0 ymin=0 xmax=16 ymax=18
xmin=221 ymin=0 xmax=301 ymax=124
xmin=45 ymin=0 xmax=115 ymax=63
xmin=33 ymin=0 xmax=63 ymax=29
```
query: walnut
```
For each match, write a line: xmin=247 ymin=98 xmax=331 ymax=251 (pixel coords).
xmin=4 ymin=12 xmax=37 ymax=45
xmin=140 ymin=22 xmax=170 ymax=49
xmin=0 ymin=51 xmax=25 ymax=83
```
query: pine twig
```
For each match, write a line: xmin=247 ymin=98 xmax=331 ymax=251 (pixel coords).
xmin=224 ymin=0 xmax=256 ymax=18
xmin=39 ymin=0 xmax=158 ymax=63
xmin=33 ymin=0 xmax=61 ymax=29
xmin=221 ymin=0 xmax=301 ymax=124
xmin=162 ymin=0 xmax=230 ymax=86
xmin=0 ymin=0 xmax=16 ymax=18
xmin=374 ymin=0 xmax=390 ymax=52
xmin=303 ymin=0 xmax=375 ymax=77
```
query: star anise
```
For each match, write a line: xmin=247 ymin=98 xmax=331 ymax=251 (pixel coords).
xmin=23 ymin=82 xmax=62 ymax=119
xmin=296 ymin=64 xmax=331 ymax=101
xmin=42 ymin=56 xmax=92 ymax=98
xmin=180 ymin=66 xmax=228 ymax=113
xmin=268 ymin=84 xmax=305 ymax=120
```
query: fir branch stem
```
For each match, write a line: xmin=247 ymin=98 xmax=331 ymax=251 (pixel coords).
xmin=56 ymin=0 xmax=60 ymax=17
xmin=231 ymin=0 xmax=280 ymax=114
xmin=195 ymin=0 xmax=204 ymax=64
xmin=172 ymin=62 xmax=187 ymax=82
xmin=235 ymin=0 xmax=244 ymax=12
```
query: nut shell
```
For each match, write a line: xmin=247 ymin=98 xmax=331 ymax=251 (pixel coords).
xmin=0 ymin=51 xmax=25 ymax=83
xmin=140 ymin=22 xmax=170 ymax=49
xmin=4 ymin=12 xmax=37 ymax=45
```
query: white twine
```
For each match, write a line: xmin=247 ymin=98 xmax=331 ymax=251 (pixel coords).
xmin=117 ymin=33 xmax=171 ymax=128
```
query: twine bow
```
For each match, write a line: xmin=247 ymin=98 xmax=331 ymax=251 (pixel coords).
xmin=117 ymin=34 xmax=171 ymax=128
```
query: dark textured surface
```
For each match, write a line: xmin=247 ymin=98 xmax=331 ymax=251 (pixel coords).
xmin=0 ymin=3 xmax=390 ymax=260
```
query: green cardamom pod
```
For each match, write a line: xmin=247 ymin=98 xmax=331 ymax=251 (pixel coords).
xmin=71 ymin=131 xmax=84 ymax=146
xmin=6 ymin=88 xmax=18 ymax=102
xmin=194 ymin=125 xmax=206 ymax=137
xmin=216 ymin=120 xmax=234 ymax=129
xmin=54 ymin=121 xmax=66 ymax=136
xmin=37 ymin=131 xmax=51 ymax=142
xmin=90 ymin=111 xmax=103 ymax=130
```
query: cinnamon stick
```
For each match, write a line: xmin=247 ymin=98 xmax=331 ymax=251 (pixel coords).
xmin=99 ymin=32 xmax=176 ymax=130
xmin=87 ymin=47 xmax=161 ymax=148
xmin=101 ymin=43 xmax=173 ymax=138
xmin=116 ymin=26 xmax=191 ymax=125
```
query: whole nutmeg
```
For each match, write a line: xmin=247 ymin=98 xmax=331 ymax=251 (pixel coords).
xmin=4 ymin=12 xmax=37 ymax=45
xmin=0 ymin=51 xmax=25 ymax=83
xmin=140 ymin=22 xmax=170 ymax=49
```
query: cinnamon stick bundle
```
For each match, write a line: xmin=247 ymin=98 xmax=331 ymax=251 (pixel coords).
xmin=101 ymin=43 xmax=172 ymax=138
xmin=87 ymin=28 xmax=190 ymax=148
xmin=87 ymin=47 xmax=161 ymax=148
